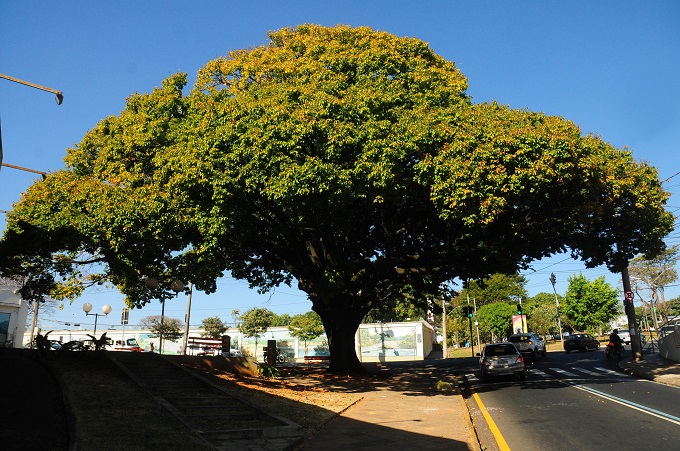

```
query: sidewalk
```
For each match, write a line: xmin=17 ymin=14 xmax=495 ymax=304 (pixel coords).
xmin=295 ymin=360 xmax=478 ymax=450
xmin=617 ymin=352 xmax=680 ymax=387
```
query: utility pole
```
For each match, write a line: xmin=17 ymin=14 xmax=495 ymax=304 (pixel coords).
xmin=181 ymin=283 xmax=193 ymax=355
xmin=466 ymin=284 xmax=474 ymax=357
xmin=550 ymin=273 xmax=564 ymax=348
xmin=474 ymin=298 xmax=481 ymax=351
xmin=442 ymin=294 xmax=447 ymax=359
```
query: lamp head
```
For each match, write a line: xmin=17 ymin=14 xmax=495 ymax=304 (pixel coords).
xmin=144 ymin=277 xmax=159 ymax=290
xmin=83 ymin=302 xmax=93 ymax=313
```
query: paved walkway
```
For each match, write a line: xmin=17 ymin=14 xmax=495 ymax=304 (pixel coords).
xmin=296 ymin=361 xmax=477 ymax=450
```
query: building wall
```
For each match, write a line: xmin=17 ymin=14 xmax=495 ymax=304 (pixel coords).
xmin=658 ymin=319 xmax=680 ymax=363
xmin=0 ymin=286 xmax=29 ymax=348
xmin=37 ymin=320 xmax=436 ymax=362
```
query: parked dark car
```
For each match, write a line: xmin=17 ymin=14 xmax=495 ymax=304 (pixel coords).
xmin=564 ymin=333 xmax=600 ymax=352
xmin=478 ymin=342 xmax=526 ymax=381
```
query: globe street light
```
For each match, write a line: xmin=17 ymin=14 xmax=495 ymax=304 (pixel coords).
xmin=83 ymin=303 xmax=112 ymax=337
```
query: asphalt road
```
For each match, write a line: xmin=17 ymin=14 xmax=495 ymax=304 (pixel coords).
xmin=461 ymin=350 xmax=680 ymax=451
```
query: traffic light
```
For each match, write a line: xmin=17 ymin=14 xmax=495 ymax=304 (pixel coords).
xmin=516 ymin=304 xmax=522 ymax=315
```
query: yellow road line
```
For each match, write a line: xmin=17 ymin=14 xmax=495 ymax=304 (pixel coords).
xmin=472 ymin=391 xmax=511 ymax=451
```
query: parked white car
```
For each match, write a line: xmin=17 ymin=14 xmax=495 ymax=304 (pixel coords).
xmin=508 ymin=332 xmax=546 ymax=360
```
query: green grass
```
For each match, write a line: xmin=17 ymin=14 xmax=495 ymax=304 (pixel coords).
xmin=50 ymin=354 xmax=214 ymax=451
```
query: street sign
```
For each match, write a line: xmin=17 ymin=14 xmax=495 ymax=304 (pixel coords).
xmin=121 ymin=308 xmax=129 ymax=325
xmin=624 ymin=291 xmax=634 ymax=301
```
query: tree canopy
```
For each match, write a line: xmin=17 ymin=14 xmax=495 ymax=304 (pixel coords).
xmin=563 ymin=274 xmax=620 ymax=334
xmin=288 ymin=311 xmax=325 ymax=355
xmin=0 ymin=24 xmax=673 ymax=373
xmin=238 ymin=307 xmax=274 ymax=345
xmin=200 ymin=316 xmax=227 ymax=338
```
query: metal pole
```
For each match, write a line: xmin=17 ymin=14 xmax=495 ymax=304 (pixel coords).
xmin=30 ymin=300 xmax=39 ymax=349
xmin=182 ymin=283 xmax=193 ymax=355
xmin=474 ymin=298 xmax=481 ymax=350
xmin=442 ymin=294 xmax=447 ymax=359
xmin=550 ymin=273 xmax=564 ymax=348
xmin=467 ymin=289 xmax=474 ymax=357
xmin=0 ymin=73 xmax=63 ymax=104
xmin=160 ymin=299 xmax=165 ymax=355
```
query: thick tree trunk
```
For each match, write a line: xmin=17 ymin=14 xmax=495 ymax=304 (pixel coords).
xmin=314 ymin=300 xmax=366 ymax=374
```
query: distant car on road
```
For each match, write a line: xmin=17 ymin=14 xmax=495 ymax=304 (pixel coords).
xmin=508 ymin=332 xmax=546 ymax=360
xmin=106 ymin=338 xmax=143 ymax=352
xmin=616 ymin=329 xmax=646 ymax=345
xmin=229 ymin=349 xmax=243 ymax=357
xmin=563 ymin=333 xmax=600 ymax=353
xmin=478 ymin=342 xmax=526 ymax=381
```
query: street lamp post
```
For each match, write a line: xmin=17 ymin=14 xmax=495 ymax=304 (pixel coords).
xmin=82 ymin=303 xmax=112 ymax=337
xmin=550 ymin=273 xmax=564 ymax=348
xmin=145 ymin=277 xmax=185 ymax=354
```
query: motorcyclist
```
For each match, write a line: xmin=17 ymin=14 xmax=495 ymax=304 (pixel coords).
xmin=609 ymin=329 xmax=624 ymax=353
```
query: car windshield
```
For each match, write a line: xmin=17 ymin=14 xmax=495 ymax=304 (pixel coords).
xmin=508 ymin=335 xmax=528 ymax=342
xmin=571 ymin=334 xmax=585 ymax=339
xmin=485 ymin=345 xmax=516 ymax=356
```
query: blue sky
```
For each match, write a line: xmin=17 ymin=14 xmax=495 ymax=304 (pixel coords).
xmin=1 ymin=1 xmax=679 ymax=331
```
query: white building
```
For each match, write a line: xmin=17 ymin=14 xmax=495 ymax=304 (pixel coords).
xmin=35 ymin=320 xmax=436 ymax=363
xmin=0 ymin=285 xmax=29 ymax=348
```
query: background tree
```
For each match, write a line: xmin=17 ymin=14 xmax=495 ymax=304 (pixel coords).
xmin=271 ymin=313 xmax=292 ymax=327
xmin=477 ymin=302 xmax=516 ymax=343
xmin=527 ymin=298 xmax=559 ymax=337
xmin=288 ymin=311 xmax=325 ymax=355
xmin=239 ymin=307 xmax=274 ymax=354
xmin=0 ymin=25 xmax=673 ymax=373
xmin=200 ymin=316 xmax=227 ymax=338
xmin=231 ymin=309 xmax=240 ymax=327
xmin=563 ymin=274 xmax=620 ymax=335
xmin=629 ymin=246 xmax=678 ymax=325
xmin=464 ymin=274 xmax=528 ymax=308
xmin=140 ymin=315 xmax=183 ymax=344
xmin=364 ymin=289 xmax=429 ymax=323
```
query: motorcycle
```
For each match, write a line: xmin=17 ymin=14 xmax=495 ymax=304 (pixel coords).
xmin=263 ymin=347 xmax=286 ymax=363
xmin=605 ymin=341 xmax=624 ymax=360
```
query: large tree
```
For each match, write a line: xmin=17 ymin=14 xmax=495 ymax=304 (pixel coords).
xmin=0 ymin=25 xmax=673 ymax=373
xmin=563 ymin=274 xmax=620 ymax=334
